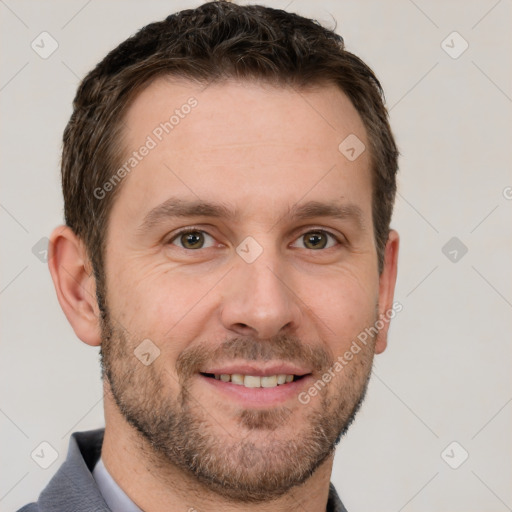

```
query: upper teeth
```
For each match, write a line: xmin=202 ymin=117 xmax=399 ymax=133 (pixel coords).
xmin=214 ymin=374 xmax=295 ymax=388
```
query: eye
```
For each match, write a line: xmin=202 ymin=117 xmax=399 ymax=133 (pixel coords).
xmin=291 ymin=230 xmax=339 ymax=250
xmin=169 ymin=229 xmax=216 ymax=250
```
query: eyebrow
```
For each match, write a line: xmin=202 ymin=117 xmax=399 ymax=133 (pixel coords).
xmin=138 ymin=198 xmax=236 ymax=232
xmin=137 ymin=197 xmax=366 ymax=233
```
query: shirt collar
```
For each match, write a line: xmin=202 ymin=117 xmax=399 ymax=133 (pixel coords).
xmin=92 ymin=455 xmax=347 ymax=512
xmin=92 ymin=457 xmax=143 ymax=512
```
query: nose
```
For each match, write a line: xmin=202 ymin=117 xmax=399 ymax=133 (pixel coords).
xmin=220 ymin=251 xmax=302 ymax=339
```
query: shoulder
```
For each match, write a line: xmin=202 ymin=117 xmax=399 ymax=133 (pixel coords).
xmin=16 ymin=428 xmax=110 ymax=512
xmin=16 ymin=505 xmax=39 ymax=512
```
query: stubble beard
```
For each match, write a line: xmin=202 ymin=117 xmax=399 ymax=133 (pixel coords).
xmin=99 ymin=303 xmax=376 ymax=503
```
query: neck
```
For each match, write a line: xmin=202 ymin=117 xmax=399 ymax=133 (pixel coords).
xmin=101 ymin=383 xmax=334 ymax=512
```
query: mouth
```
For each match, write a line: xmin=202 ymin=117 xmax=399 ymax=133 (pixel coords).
xmin=200 ymin=372 xmax=307 ymax=388
xmin=198 ymin=364 xmax=313 ymax=406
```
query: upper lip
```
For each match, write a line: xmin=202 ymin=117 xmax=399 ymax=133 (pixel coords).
xmin=200 ymin=363 xmax=312 ymax=377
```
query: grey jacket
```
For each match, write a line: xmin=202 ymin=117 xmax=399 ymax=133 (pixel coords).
xmin=18 ymin=429 xmax=348 ymax=511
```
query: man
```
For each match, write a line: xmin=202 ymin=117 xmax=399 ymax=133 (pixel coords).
xmin=20 ymin=1 xmax=399 ymax=510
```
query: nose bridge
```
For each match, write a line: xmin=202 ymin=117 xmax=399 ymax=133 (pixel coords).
xmin=245 ymin=254 xmax=286 ymax=304
xmin=221 ymin=240 xmax=300 ymax=338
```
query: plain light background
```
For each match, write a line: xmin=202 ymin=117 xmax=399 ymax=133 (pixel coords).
xmin=1 ymin=1 xmax=511 ymax=511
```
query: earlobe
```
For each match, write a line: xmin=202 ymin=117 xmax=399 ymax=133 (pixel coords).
xmin=48 ymin=225 xmax=102 ymax=347
xmin=375 ymin=230 xmax=399 ymax=355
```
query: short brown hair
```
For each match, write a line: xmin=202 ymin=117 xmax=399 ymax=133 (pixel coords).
xmin=62 ymin=0 xmax=398 ymax=302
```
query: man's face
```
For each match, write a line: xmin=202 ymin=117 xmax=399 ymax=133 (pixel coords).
xmin=100 ymin=78 xmax=391 ymax=500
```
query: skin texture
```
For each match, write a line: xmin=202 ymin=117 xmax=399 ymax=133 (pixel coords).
xmin=49 ymin=78 xmax=399 ymax=512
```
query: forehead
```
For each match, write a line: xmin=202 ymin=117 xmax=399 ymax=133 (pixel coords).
xmin=113 ymin=77 xmax=372 ymax=224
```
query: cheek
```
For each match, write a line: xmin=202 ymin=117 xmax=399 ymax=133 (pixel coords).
xmin=109 ymin=262 xmax=218 ymax=349
xmin=104 ymin=262 xmax=166 ymax=338
xmin=300 ymin=271 xmax=379 ymax=352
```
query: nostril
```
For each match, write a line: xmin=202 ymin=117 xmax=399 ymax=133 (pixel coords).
xmin=230 ymin=323 xmax=254 ymax=335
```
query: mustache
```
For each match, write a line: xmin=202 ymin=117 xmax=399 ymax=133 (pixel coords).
xmin=175 ymin=334 xmax=334 ymax=381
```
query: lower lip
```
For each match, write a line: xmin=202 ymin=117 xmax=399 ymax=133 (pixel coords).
xmin=199 ymin=374 xmax=313 ymax=407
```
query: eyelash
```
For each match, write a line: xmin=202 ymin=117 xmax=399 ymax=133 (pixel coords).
xmin=167 ymin=227 xmax=342 ymax=250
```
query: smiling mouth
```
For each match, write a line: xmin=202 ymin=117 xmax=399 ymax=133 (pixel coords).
xmin=200 ymin=372 xmax=308 ymax=388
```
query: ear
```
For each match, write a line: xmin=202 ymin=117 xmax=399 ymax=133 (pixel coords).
xmin=374 ymin=229 xmax=399 ymax=355
xmin=48 ymin=225 xmax=102 ymax=346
